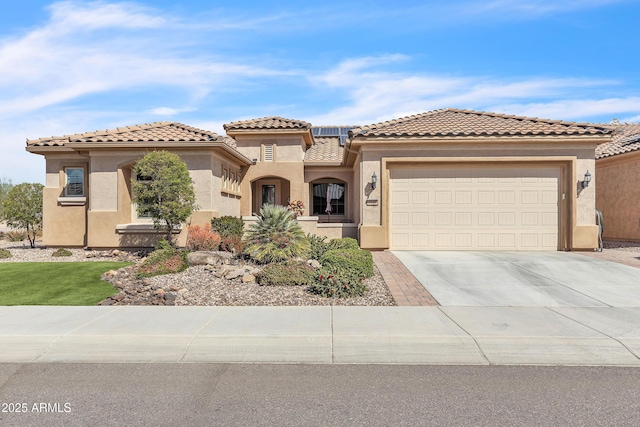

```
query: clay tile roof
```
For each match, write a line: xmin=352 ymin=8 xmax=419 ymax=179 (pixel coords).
xmin=304 ymin=136 xmax=344 ymax=163
xmin=350 ymin=108 xmax=612 ymax=138
xmin=223 ymin=116 xmax=311 ymax=131
xmin=26 ymin=122 xmax=235 ymax=149
xmin=595 ymin=123 xmax=640 ymax=159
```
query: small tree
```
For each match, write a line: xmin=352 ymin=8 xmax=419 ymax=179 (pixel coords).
xmin=0 ymin=177 xmax=13 ymax=209
xmin=132 ymin=151 xmax=197 ymax=245
xmin=1 ymin=183 xmax=43 ymax=248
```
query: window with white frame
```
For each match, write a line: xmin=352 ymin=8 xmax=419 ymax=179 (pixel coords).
xmin=64 ymin=167 xmax=84 ymax=197
xmin=312 ymin=181 xmax=346 ymax=215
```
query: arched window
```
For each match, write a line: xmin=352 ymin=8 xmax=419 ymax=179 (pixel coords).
xmin=311 ymin=179 xmax=346 ymax=216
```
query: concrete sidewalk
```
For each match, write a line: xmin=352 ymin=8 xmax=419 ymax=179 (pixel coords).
xmin=1 ymin=306 xmax=639 ymax=365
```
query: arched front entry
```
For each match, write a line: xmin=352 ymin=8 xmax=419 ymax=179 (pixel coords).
xmin=251 ymin=176 xmax=291 ymax=213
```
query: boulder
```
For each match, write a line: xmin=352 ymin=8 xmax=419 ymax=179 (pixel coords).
xmin=225 ymin=268 xmax=245 ymax=280
xmin=242 ymin=274 xmax=256 ymax=283
xmin=187 ymin=251 xmax=234 ymax=266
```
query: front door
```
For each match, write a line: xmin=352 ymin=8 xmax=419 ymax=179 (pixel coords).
xmin=262 ymin=184 xmax=276 ymax=206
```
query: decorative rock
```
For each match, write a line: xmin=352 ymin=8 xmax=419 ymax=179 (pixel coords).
xmin=187 ymin=251 xmax=234 ymax=266
xmin=215 ymin=266 xmax=231 ymax=278
xmin=154 ymin=289 xmax=166 ymax=296
xmin=112 ymin=249 xmax=120 ymax=257
xmin=307 ymin=259 xmax=321 ymax=269
xmin=225 ymin=268 xmax=245 ymax=280
xmin=164 ymin=293 xmax=176 ymax=302
xmin=242 ymin=274 xmax=255 ymax=283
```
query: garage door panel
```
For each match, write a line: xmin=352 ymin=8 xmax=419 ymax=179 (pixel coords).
xmin=390 ymin=166 xmax=560 ymax=251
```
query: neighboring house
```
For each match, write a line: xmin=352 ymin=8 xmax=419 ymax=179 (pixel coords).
xmin=595 ymin=123 xmax=640 ymax=241
xmin=27 ymin=108 xmax=612 ymax=251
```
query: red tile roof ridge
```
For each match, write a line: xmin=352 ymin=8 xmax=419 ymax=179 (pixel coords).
xmin=223 ymin=116 xmax=311 ymax=130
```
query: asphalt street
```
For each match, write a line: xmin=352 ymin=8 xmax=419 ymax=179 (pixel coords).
xmin=1 ymin=363 xmax=639 ymax=426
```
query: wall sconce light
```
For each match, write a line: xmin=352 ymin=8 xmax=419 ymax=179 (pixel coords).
xmin=582 ymin=170 xmax=591 ymax=189
xmin=371 ymin=172 xmax=377 ymax=190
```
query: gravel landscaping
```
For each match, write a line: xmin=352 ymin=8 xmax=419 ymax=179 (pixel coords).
xmin=0 ymin=239 xmax=396 ymax=306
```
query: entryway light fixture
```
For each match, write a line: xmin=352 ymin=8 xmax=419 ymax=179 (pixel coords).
xmin=582 ymin=170 xmax=592 ymax=188
xmin=371 ymin=172 xmax=377 ymax=190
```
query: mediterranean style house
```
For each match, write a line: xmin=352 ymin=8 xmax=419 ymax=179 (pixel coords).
xmin=26 ymin=108 xmax=612 ymax=251
xmin=595 ymin=123 xmax=640 ymax=241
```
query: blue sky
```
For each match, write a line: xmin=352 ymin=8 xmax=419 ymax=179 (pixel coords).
xmin=2 ymin=0 xmax=640 ymax=183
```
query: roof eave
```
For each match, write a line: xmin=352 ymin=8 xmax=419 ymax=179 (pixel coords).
xmin=63 ymin=141 xmax=252 ymax=165
xmin=26 ymin=145 xmax=75 ymax=155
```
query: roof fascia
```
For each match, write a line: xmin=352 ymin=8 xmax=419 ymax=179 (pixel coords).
xmin=64 ymin=141 xmax=253 ymax=165
xmin=25 ymin=146 xmax=76 ymax=155
xmin=227 ymin=129 xmax=314 ymax=146
xmin=349 ymin=135 xmax=611 ymax=147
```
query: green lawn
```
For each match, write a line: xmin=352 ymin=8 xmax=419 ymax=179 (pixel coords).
xmin=0 ymin=262 xmax=132 ymax=305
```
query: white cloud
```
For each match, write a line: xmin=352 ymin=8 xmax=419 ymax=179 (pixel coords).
xmin=306 ymin=55 xmax=640 ymax=126
xmin=0 ymin=1 xmax=286 ymax=117
xmin=148 ymin=107 xmax=194 ymax=116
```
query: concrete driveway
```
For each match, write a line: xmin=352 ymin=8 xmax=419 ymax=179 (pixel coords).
xmin=392 ymin=251 xmax=640 ymax=307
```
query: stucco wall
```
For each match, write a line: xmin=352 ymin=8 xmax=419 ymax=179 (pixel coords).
xmin=596 ymin=153 xmax=640 ymax=241
xmin=356 ymin=140 xmax=600 ymax=250
xmin=42 ymin=155 xmax=88 ymax=247
xmin=44 ymin=149 xmax=243 ymax=248
xmin=234 ymin=135 xmax=306 ymax=162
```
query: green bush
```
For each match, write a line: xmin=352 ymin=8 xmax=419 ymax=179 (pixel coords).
xmin=211 ymin=216 xmax=246 ymax=253
xmin=245 ymin=205 xmax=310 ymax=264
xmin=320 ymin=248 xmax=374 ymax=280
xmin=6 ymin=230 xmax=27 ymax=242
xmin=0 ymin=248 xmax=11 ymax=259
xmin=305 ymin=234 xmax=328 ymax=261
xmin=211 ymin=216 xmax=245 ymax=239
xmin=155 ymin=239 xmax=172 ymax=251
xmin=136 ymin=247 xmax=188 ymax=278
xmin=326 ymin=237 xmax=360 ymax=252
xmin=51 ymin=248 xmax=72 ymax=257
xmin=309 ymin=268 xmax=367 ymax=298
xmin=257 ymin=261 xmax=315 ymax=286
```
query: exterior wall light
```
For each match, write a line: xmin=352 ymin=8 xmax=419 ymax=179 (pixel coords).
xmin=371 ymin=172 xmax=377 ymax=190
xmin=582 ymin=170 xmax=591 ymax=188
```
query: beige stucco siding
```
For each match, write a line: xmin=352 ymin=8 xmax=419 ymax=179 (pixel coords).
xmin=356 ymin=140 xmax=600 ymax=251
xmin=42 ymin=154 xmax=89 ymax=247
xmin=42 ymin=149 xmax=243 ymax=248
xmin=596 ymin=152 xmax=640 ymax=241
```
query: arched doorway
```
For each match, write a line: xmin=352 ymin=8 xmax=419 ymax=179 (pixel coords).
xmin=251 ymin=176 xmax=291 ymax=213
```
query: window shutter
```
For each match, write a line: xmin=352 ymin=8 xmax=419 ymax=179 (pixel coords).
xmin=263 ymin=144 xmax=274 ymax=162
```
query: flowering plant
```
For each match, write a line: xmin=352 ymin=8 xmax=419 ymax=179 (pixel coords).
xmin=288 ymin=199 xmax=304 ymax=218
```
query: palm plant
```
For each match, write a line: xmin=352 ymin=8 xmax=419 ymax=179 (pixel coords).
xmin=245 ymin=204 xmax=310 ymax=263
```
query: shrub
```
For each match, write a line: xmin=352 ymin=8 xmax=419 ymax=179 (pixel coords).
xmin=211 ymin=216 xmax=245 ymax=239
xmin=155 ymin=238 xmax=172 ymax=251
xmin=51 ymin=248 xmax=72 ymax=257
xmin=245 ymin=204 xmax=310 ymax=264
xmin=309 ymin=268 xmax=367 ymax=298
xmin=320 ymin=248 xmax=374 ymax=280
xmin=305 ymin=234 xmax=328 ymax=261
xmin=257 ymin=261 xmax=315 ymax=286
xmin=220 ymin=235 xmax=246 ymax=254
xmin=287 ymin=200 xmax=304 ymax=218
xmin=136 ymin=246 xmax=188 ymax=278
xmin=0 ymin=248 xmax=11 ymax=259
xmin=186 ymin=224 xmax=221 ymax=251
xmin=326 ymin=237 xmax=360 ymax=252
xmin=6 ymin=230 xmax=27 ymax=242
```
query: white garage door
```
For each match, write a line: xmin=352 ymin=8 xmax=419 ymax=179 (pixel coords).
xmin=389 ymin=166 xmax=561 ymax=250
